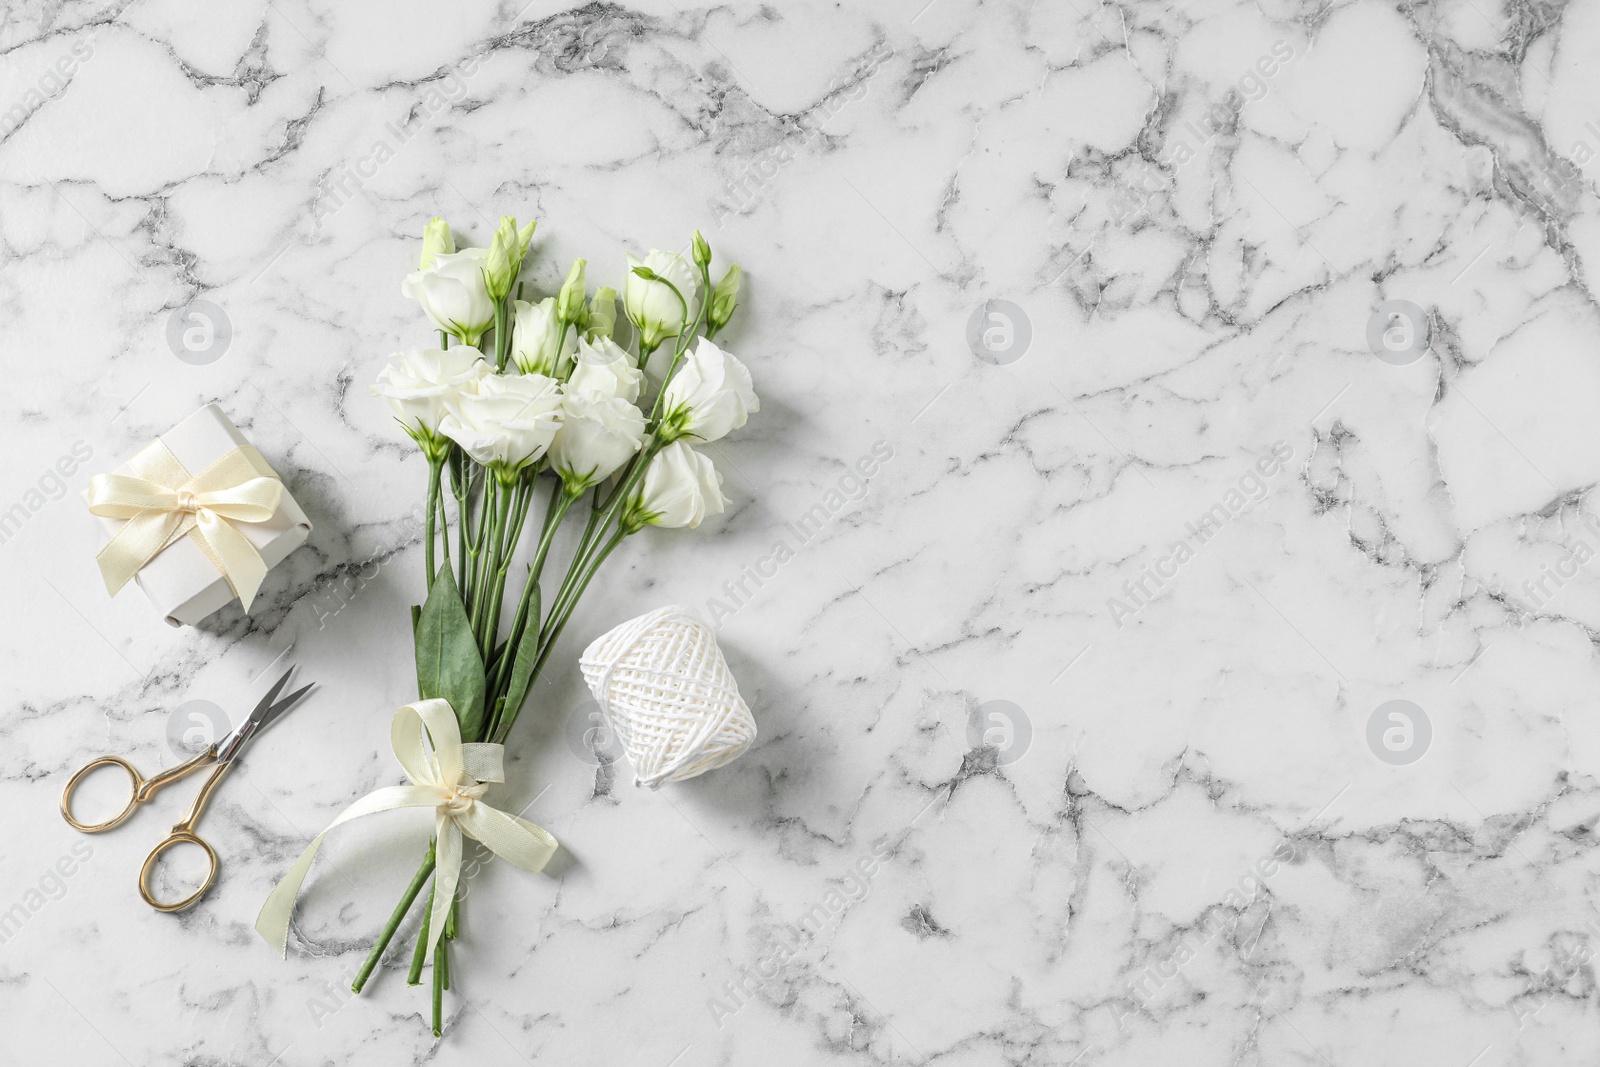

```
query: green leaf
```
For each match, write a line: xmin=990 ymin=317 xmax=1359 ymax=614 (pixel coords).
xmin=499 ymin=616 xmax=543 ymax=734
xmin=415 ymin=563 xmax=486 ymax=741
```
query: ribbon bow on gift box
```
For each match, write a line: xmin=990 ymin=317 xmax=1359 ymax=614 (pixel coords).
xmin=87 ymin=440 xmax=285 ymax=610
xmin=256 ymin=698 xmax=558 ymax=964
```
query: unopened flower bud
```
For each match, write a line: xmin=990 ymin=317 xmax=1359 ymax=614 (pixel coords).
xmin=708 ymin=263 xmax=741 ymax=333
xmin=557 ymin=258 xmax=588 ymax=325
xmin=420 ymin=217 xmax=454 ymax=270
xmin=485 ymin=216 xmax=537 ymax=301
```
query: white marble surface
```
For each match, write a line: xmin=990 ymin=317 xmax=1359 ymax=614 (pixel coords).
xmin=5 ymin=0 xmax=1600 ymax=1063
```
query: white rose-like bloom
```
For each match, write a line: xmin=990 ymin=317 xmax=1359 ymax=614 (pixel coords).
xmin=438 ymin=372 xmax=564 ymax=472
xmin=548 ymin=394 xmax=646 ymax=489
xmin=626 ymin=441 xmax=728 ymax=530
xmin=510 ymin=297 xmax=575 ymax=377
xmin=566 ymin=336 xmax=642 ymax=403
xmin=402 ymin=247 xmax=495 ymax=345
xmin=661 ymin=337 xmax=759 ymax=443
xmin=623 ymin=250 xmax=700 ymax=350
xmin=371 ymin=346 xmax=489 ymax=440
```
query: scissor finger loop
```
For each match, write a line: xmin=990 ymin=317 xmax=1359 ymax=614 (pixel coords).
xmin=60 ymin=756 xmax=144 ymax=833
xmin=138 ymin=830 xmax=219 ymax=913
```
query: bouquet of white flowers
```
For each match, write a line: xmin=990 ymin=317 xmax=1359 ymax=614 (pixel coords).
xmin=261 ymin=216 xmax=755 ymax=1035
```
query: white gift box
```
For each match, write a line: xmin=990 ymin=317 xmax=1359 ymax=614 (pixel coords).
xmin=90 ymin=404 xmax=312 ymax=626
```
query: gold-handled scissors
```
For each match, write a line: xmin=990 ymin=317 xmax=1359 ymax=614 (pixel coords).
xmin=60 ymin=668 xmax=313 ymax=912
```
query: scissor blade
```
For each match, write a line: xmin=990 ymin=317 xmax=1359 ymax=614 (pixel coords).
xmin=218 ymin=668 xmax=313 ymax=759
xmin=253 ymin=667 xmax=296 ymax=718
xmin=257 ymin=681 xmax=313 ymax=733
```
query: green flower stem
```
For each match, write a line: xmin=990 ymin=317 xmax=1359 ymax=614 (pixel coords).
xmin=540 ymin=530 xmax=606 ymax=636
xmin=352 ymin=840 xmax=436 ymax=995
xmin=636 ymin=337 xmax=659 ymax=371
xmin=518 ymin=482 xmax=577 ymax=625
xmin=473 ymin=481 xmax=512 ymax=652
xmin=494 ymin=526 xmax=629 ymax=742
xmin=539 ymin=528 xmax=626 ymax=664
xmin=434 ymin=463 xmax=452 ymax=580
xmin=488 ymin=482 xmax=576 ymax=708
xmin=501 ymin=528 xmax=628 ymax=739
xmin=560 ymin=441 xmax=659 ymax=601
xmin=492 ymin=298 xmax=510 ymax=372
xmin=486 ymin=511 xmax=611 ymax=741
xmin=467 ymin=476 xmax=500 ymax=619
xmin=480 ymin=479 xmax=529 ymax=656
xmin=554 ymin=321 xmax=573 ymax=376
xmin=538 ymin=517 xmax=608 ymax=637
xmin=406 ymin=876 xmax=436 ymax=985
xmin=449 ymin=453 xmax=472 ymax=594
xmin=647 ymin=268 xmax=710 ymax=423
xmin=446 ymin=891 xmax=459 ymax=940
xmin=431 ymin=938 xmax=448 ymax=1035
xmin=424 ymin=455 xmax=444 ymax=590
xmin=487 ymin=444 xmax=657 ymax=742
xmin=585 ymin=484 xmax=613 ymax=538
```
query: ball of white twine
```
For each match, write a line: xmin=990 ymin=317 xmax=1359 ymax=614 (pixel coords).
xmin=579 ymin=605 xmax=756 ymax=789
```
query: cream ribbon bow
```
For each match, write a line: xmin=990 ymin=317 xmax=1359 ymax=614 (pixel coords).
xmin=255 ymin=699 xmax=558 ymax=963
xmin=87 ymin=440 xmax=284 ymax=610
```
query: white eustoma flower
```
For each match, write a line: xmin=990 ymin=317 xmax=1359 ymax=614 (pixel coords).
xmin=548 ymin=394 xmax=646 ymax=489
xmin=566 ymin=336 xmax=642 ymax=403
xmin=660 ymin=337 xmax=759 ymax=443
xmin=371 ymin=345 xmax=489 ymax=441
xmin=623 ymin=250 xmax=700 ymax=350
xmin=402 ymin=247 xmax=495 ymax=345
xmin=626 ymin=441 xmax=728 ymax=529
xmin=438 ymin=372 xmax=564 ymax=473
xmin=509 ymin=297 xmax=573 ymax=377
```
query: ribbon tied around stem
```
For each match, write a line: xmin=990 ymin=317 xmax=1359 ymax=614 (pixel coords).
xmin=87 ymin=440 xmax=285 ymax=610
xmin=255 ymin=699 xmax=558 ymax=964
